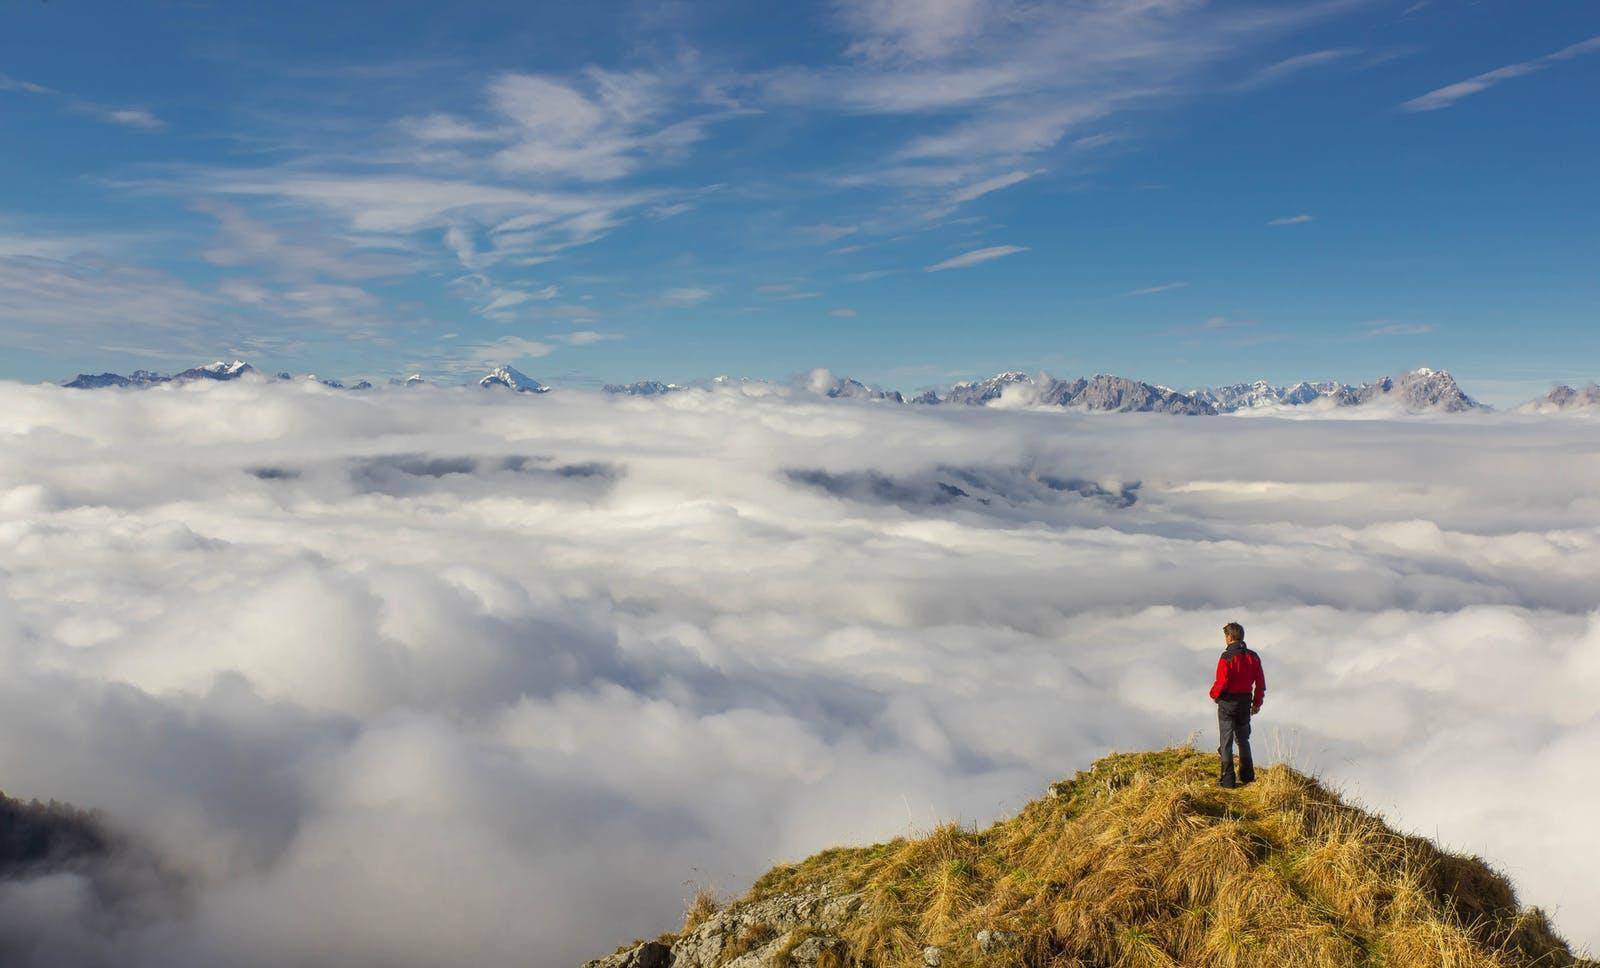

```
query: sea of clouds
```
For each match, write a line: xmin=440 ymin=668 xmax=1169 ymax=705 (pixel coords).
xmin=0 ymin=377 xmax=1596 ymax=965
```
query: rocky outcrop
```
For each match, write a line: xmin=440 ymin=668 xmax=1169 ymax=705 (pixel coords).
xmin=588 ymin=888 xmax=860 ymax=968
xmin=586 ymin=941 xmax=673 ymax=968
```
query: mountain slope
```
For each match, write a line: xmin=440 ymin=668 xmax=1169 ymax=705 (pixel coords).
xmin=588 ymin=748 xmax=1589 ymax=968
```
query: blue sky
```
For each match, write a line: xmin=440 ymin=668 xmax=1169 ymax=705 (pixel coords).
xmin=1 ymin=0 xmax=1596 ymax=403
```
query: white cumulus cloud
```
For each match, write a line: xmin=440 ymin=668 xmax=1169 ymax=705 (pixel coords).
xmin=0 ymin=380 xmax=1595 ymax=966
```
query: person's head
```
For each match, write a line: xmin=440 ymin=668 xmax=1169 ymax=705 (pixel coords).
xmin=1222 ymin=621 xmax=1244 ymax=644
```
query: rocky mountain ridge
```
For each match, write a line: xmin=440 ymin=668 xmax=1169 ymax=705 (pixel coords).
xmin=56 ymin=360 xmax=1593 ymax=415
xmin=62 ymin=359 xmax=256 ymax=388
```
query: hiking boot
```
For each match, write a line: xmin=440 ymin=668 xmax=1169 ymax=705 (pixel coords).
xmin=1218 ymin=778 xmax=1238 ymax=789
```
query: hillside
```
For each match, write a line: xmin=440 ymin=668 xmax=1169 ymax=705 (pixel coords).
xmin=587 ymin=748 xmax=1591 ymax=968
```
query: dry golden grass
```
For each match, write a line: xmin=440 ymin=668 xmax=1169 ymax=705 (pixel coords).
xmin=683 ymin=883 xmax=723 ymax=935
xmin=737 ymin=746 xmax=1593 ymax=968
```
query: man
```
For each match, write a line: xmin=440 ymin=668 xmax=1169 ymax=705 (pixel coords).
xmin=1209 ymin=621 xmax=1266 ymax=788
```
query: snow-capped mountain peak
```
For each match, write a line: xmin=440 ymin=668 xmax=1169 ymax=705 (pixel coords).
xmin=478 ymin=365 xmax=548 ymax=393
xmin=199 ymin=359 xmax=251 ymax=376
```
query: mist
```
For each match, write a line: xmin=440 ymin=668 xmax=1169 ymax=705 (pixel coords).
xmin=0 ymin=377 xmax=1595 ymax=965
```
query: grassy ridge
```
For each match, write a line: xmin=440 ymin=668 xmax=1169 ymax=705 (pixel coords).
xmin=717 ymin=748 xmax=1589 ymax=967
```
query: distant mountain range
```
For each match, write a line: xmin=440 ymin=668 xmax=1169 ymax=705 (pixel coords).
xmin=62 ymin=359 xmax=256 ymax=388
xmin=52 ymin=360 xmax=1599 ymax=415
xmin=609 ymin=366 xmax=1488 ymax=414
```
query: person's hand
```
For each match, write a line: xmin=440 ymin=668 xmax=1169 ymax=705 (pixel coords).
xmin=1251 ymin=702 xmax=1262 ymax=715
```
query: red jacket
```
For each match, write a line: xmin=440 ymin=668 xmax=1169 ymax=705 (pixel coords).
xmin=1210 ymin=644 xmax=1265 ymax=705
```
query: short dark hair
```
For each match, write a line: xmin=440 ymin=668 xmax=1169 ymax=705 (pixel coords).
xmin=1223 ymin=622 xmax=1244 ymax=641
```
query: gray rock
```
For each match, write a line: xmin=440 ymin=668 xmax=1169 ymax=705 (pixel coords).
xmin=922 ymin=944 xmax=944 ymax=966
xmin=976 ymin=928 xmax=1019 ymax=953
xmin=583 ymin=940 xmax=672 ymax=968
xmin=667 ymin=888 xmax=861 ymax=968
xmin=781 ymin=935 xmax=848 ymax=968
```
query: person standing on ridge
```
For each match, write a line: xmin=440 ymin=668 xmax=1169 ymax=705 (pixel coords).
xmin=1209 ymin=621 xmax=1266 ymax=788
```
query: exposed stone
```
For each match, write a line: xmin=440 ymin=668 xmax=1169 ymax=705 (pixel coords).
xmin=668 ymin=888 xmax=862 ymax=968
xmin=783 ymin=934 xmax=848 ymax=967
xmin=976 ymin=928 xmax=1019 ymax=953
xmin=583 ymin=940 xmax=672 ymax=968
xmin=922 ymin=944 xmax=943 ymax=966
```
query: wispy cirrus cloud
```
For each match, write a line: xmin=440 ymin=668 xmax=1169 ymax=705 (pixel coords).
xmin=1241 ymin=47 xmax=1363 ymax=88
xmin=758 ymin=283 xmax=822 ymax=301
xmin=1128 ymin=281 xmax=1188 ymax=297
xmin=1365 ymin=321 xmax=1435 ymax=337
xmin=761 ymin=0 xmax=1364 ymax=240
xmin=0 ymin=255 xmax=222 ymax=353
xmin=947 ymin=168 xmax=1043 ymax=205
xmin=1268 ymin=213 xmax=1315 ymax=226
xmin=1165 ymin=315 xmax=1282 ymax=346
xmin=1401 ymin=35 xmax=1600 ymax=112
xmin=658 ymin=286 xmax=714 ymax=307
xmin=924 ymin=244 xmax=1027 ymax=272
xmin=0 ymin=72 xmax=166 ymax=130
xmin=142 ymin=64 xmax=733 ymax=344
xmin=559 ymin=330 xmax=620 ymax=346
xmin=796 ymin=223 xmax=860 ymax=243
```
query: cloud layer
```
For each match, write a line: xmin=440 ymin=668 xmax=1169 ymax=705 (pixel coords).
xmin=0 ymin=379 xmax=1597 ymax=965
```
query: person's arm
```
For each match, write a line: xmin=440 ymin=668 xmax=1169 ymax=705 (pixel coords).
xmin=1252 ymin=656 xmax=1266 ymax=710
xmin=1209 ymin=656 xmax=1227 ymax=701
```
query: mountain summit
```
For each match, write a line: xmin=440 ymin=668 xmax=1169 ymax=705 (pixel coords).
xmin=586 ymin=747 xmax=1589 ymax=968
xmin=477 ymin=365 xmax=548 ymax=393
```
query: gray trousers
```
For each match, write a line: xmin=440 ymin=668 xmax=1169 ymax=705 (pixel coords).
xmin=1216 ymin=694 xmax=1254 ymax=782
